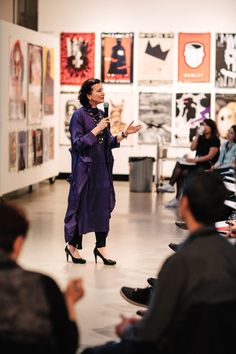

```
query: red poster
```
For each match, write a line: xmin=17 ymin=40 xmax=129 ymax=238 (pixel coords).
xmin=178 ymin=33 xmax=210 ymax=83
xmin=60 ymin=32 xmax=95 ymax=85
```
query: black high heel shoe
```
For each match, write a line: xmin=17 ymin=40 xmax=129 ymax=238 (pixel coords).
xmin=65 ymin=245 xmax=86 ymax=264
xmin=94 ymin=247 xmax=116 ymax=265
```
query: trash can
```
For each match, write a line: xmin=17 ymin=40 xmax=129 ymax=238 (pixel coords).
xmin=129 ymin=156 xmax=155 ymax=192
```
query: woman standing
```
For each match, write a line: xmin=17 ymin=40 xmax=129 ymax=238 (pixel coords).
xmin=158 ymin=119 xmax=220 ymax=207
xmin=64 ymin=78 xmax=141 ymax=265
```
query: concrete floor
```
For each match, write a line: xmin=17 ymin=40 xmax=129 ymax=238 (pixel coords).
xmin=5 ymin=179 xmax=187 ymax=352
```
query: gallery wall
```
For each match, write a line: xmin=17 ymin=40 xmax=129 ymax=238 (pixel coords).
xmin=38 ymin=0 xmax=236 ymax=176
xmin=0 ymin=20 xmax=59 ymax=196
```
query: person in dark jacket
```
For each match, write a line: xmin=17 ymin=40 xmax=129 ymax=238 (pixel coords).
xmin=64 ymin=78 xmax=141 ymax=265
xmin=0 ymin=201 xmax=84 ymax=354
xmin=81 ymin=171 xmax=236 ymax=354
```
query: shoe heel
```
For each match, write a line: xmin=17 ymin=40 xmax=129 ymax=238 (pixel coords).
xmin=94 ymin=254 xmax=97 ymax=263
xmin=66 ymin=252 xmax=69 ymax=262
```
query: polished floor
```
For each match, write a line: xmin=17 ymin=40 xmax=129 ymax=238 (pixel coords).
xmin=4 ymin=179 xmax=187 ymax=352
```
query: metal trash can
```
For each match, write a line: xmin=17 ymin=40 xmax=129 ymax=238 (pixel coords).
xmin=129 ymin=156 xmax=155 ymax=192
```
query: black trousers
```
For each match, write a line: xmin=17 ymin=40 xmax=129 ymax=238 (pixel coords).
xmin=68 ymin=231 xmax=108 ymax=249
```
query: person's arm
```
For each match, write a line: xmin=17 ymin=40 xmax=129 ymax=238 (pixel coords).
xmin=70 ymin=111 xmax=97 ymax=153
xmin=190 ymin=134 xmax=200 ymax=151
xmin=194 ymin=146 xmax=219 ymax=163
xmin=42 ymin=275 xmax=82 ymax=354
xmin=120 ymin=255 xmax=186 ymax=346
xmin=116 ymin=121 xmax=142 ymax=143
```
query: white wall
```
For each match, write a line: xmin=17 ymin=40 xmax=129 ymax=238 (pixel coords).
xmin=38 ymin=0 xmax=236 ymax=175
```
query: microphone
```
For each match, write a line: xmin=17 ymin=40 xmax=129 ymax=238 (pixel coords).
xmin=104 ymin=102 xmax=110 ymax=130
xmin=104 ymin=102 xmax=109 ymax=118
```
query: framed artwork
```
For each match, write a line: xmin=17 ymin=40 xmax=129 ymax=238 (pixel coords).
xmin=9 ymin=131 xmax=17 ymax=171
xmin=216 ymin=33 xmax=236 ymax=88
xmin=49 ymin=127 xmax=54 ymax=160
xmin=35 ymin=128 xmax=43 ymax=165
xmin=28 ymin=129 xmax=36 ymax=168
xmin=173 ymin=93 xmax=211 ymax=144
xmin=138 ymin=32 xmax=174 ymax=85
xmin=18 ymin=130 xmax=27 ymax=171
xmin=43 ymin=127 xmax=49 ymax=162
xmin=138 ymin=92 xmax=172 ymax=144
xmin=43 ymin=47 xmax=54 ymax=115
xmin=59 ymin=92 xmax=80 ymax=146
xmin=178 ymin=33 xmax=211 ymax=83
xmin=101 ymin=91 xmax=135 ymax=145
xmin=60 ymin=32 xmax=95 ymax=85
xmin=215 ymin=94 xmax=236 ymax=139
xmin=101 ymin=32 xmax=134 ymax=83
xmin=9 ymin=38 xmax=27 ymax=120
xmin=28 ymin=44 xmax=43 ymax=124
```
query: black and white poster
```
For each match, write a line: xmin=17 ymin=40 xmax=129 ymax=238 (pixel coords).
xmin=174 ymin=93 xmax=211 ymax=144
xmin=60 ymin=92 xmax=80 ymax=146
xmin=138 ymin=32 xmax=174 ymax=85
xmin=216 ymin=33 xmax=236 ymax=88
xmin=138 ymin=92 xmax=172 ymax=144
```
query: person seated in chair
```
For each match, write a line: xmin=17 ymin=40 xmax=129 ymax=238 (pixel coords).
xmin=81 ymin=171 xmax=236 ymax=354
xmin=0 ymin=202 xmax=83 ymax=354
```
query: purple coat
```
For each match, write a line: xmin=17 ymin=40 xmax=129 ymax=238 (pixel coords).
xmin=64 ymin=107 xmax=120 ymax=242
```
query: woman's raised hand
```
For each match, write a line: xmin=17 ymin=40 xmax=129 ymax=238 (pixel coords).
xmin=125 ymin=121 xmax=142 ymax=136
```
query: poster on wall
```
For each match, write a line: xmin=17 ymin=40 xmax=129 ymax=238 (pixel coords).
xmin=60 ymin=92 xmax=80 ymax=145
xmin=101 ymin=32 xmax=134 ymax=83
xmin=173 ymin=93 xmax=211 ymax=144
xmin=9 ymin=38 xmax=27 ymax=120
xmin=18 ymin=130 xmax=27 ymax=171
xmin=9 ymin=131 xmax=17 ymax=172
xmin=215 ymin=33 xmax=236 ymax=88
xmin=178 ymin=33 xmax=211 ymax=83
xmin=35 ymin=128 xmax=43 ymax=165
xmin=138 ymin=92 xmax=172 ymax=144
xmin=60 ymin=32 xmax=95 ymax=85
xmin=43 ymin=47 xmax=54 ymax=115
xmin=43 ymin=127 xmax=49 ymax=162
xmin=102 ymin=91 xmax=135 ymax=145
xmin=215 ymin=93 xmax=236 ymax=139
xmin=28 ymin=129 xmax=36 ymax=168
xmin=28 ymin=44 xmax=43 ymax=124
xmin=49 ymin=127 xmax=54 ymax=160
xmin=138 ymin=32 xmax=174 ymax=85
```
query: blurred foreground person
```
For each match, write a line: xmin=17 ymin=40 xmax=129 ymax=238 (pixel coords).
xmin=0 ymin=202 xmax=83 ymax=354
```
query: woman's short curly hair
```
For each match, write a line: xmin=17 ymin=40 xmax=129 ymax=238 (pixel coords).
xmin=78 ymin=78 xmax=100 ymax=107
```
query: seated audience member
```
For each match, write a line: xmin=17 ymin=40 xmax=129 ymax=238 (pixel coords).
xmin=158 ymin=119 xmax=220 ymax=208
xmin=211 ymin=125 xmax=236 ymax=174
xmin=0 ymin=202 xmax=83 ymax=354
xmin=81 ymin=171 xmax=236 ymax=354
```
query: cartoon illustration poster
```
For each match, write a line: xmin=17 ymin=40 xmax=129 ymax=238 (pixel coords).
xmin=215 ymin=94 xmax=236 ymax=139
xmin=59 ymin=92 xmax=81 ymax=146
xmin=216 ymin=33 xmax=236 ymax=88
xmin=28 ymin=44 xmax=43 ymax=124
xmin=9 ymin=38 xmax=27 ymax=120
xmin=138 ymin=92 xmax=172 ymax=144
xmin=174 ymin=93 xmax=211 ymax=144
xmin=102 ymin=91 xmax=135 ymax=146
xmin=138 ymin=32 xmax=174 ymax=85
xmin=101 ymin=32 xmax=134 ymax=83
xmin=60 ymin=32 xmax=95 ymax=85
xmin=43 ymin=47 xmax=54 ymax=115
xmin=178 ymin=33 xmax=211 ymax=83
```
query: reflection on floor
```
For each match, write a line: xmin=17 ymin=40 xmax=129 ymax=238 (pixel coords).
xmin=4 ymin=179 xmax=186 ymax=352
